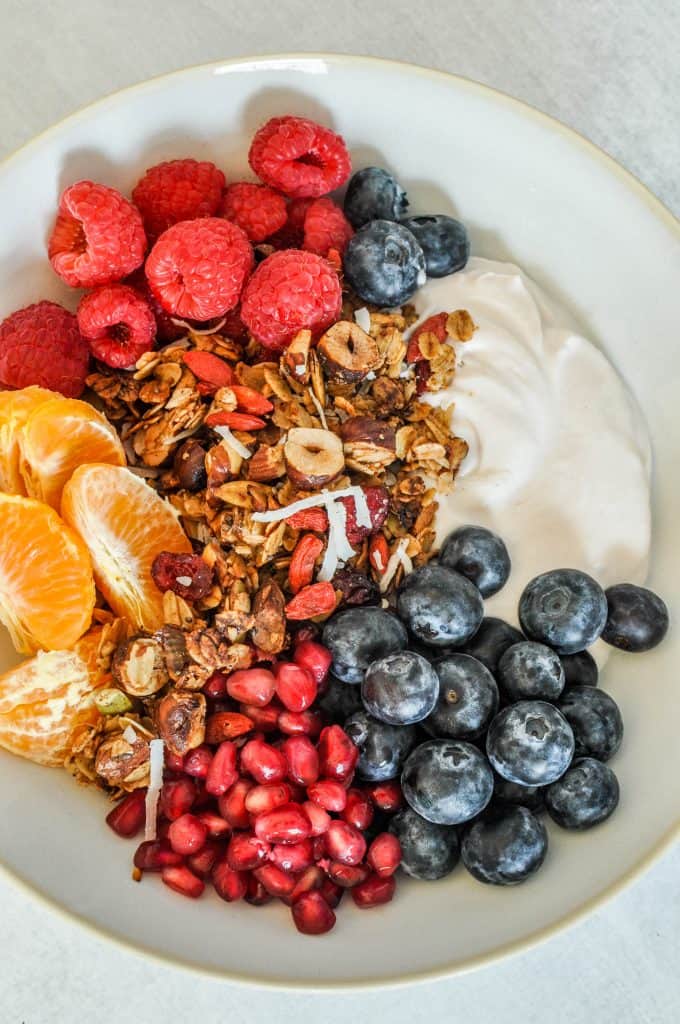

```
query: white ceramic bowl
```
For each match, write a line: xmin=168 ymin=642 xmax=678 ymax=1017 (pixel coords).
xmin=0 ymin=55 xmax=679 ymax=989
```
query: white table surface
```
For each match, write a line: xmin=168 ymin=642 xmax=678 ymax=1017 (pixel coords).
xmin=1 ymin=1 xmax=679 ymax=1021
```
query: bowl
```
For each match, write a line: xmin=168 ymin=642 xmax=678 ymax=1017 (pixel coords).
xmin=0 ymin=54 xmax=679 ymax=989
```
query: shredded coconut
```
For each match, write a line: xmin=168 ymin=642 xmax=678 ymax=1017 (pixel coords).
xmin=144 ymin=739 xmax=164 ymax=842
xmin=354 ymin=307 xmax=371 ymax=333
xmin=213 ymin=424 xmax=253 ymax=459
xmin=380 ymin=538 xmax=413 ymax=593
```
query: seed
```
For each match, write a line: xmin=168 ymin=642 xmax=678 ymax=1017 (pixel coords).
xmin=302 ymin=800 xmax=331 ymax=837
xmin=319 ymin=878 xmax=344 ymax=909
xmin=326 ymin=861 xmax=370 ymax=889
xmin=277 ymin=709 xmax=323 ymax=737
xmin=307 ymin=779 xmax=347 ymax=813
xmin=105 ymin=790 xmax=147 ymax=838
xmin=226 ymin=668 xmax=276 ymax=707
xmin=182 ymin=744 xmax=213 ymax=779
xmin=226 ymin=832 xmax=271 ymax=871
xmin=253 ymin=863 xmax=297 ymax=902
xmin=282 ymin=735 xmax=319 ymax=787
xmin=205 ymin=741 xmax=239 ymax=796
xmin=274 ymin=663 xmax=317 ymax=713
xmin=324 ymin=820 xmax=366 ymax=866
xmin=269 ymin=839 xmax=315 ymax=875
xmin=293 ymin=640 xmax=332 ymax=686
xmin=168 ymin=813 xmax=209 ymax=856
xmin=364 ymin=780 xmax=403 ymax=813
xmin=133 ymin=839 xmax=183 ymax=872
xmin=244 ymin=783 xmax=292 ymax=815
xmin=291 ymin=890 xmax=336 ymax=935
xmin=351 ymin=873 xmax=396 ymax=909
xmin=290 ymin=865 xmax=325 ymax=903
xmin=317 ymin=725 xmax=359 ymax=783
xmin=203 ymin=671 xmax=228 ymax=700
xmin=188 ymin=840 xmax=222 ymax=878
xmin=245 ymin=875 xmax=273 ymax=906
xmin=239 ymin=703 xmax=281 ymax=733
xmin=160 ymin=777 xmax=196 ymax=821
xmin=240 ymin=738 xmax=288 ymax=784
xmin=212 ymin=857 xmax=247 ymax=902
xmin=218 ymin=778 xmax=253 ymax=829
xmin=367 ymin=833 xmax=402 ymax=877
xmin=253 ymin=803 xmax=312 ymax=845
xmin=161 ymin=865 xmax=205 ymax=899
xmin=195 ymin=810 xmax=231 ymax=838
xmin=341 ymin=789 xmax=374 ymax=830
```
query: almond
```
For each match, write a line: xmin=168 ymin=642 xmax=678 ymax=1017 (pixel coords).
xmin=248 ymin=444 xmax=286 ymax=482
xmin=282 ymin=329 xmax=312 ymax=384
xmin=284 ymin=427 xmax=345 ymax=490
xmin=317 ymin=321 xmax=380 ymax=382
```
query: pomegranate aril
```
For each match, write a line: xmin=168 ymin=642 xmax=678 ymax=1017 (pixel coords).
xmin=293 ymin=640 xmax=332 ymax=686
xmin=164 ymin=749 xmax=185 ymax=772
xmin=203 ymin=670 xmax=228 ymax=700
xmin=205 ymin=741 xmax=239 ymax=796
xmin=188 ymin=839 xmax=222 ymax=878
xmin=244 ymin=782 xmax=292 ymax=815
xmin=245 ymin=875 xmax=273 ymax=906
xmin=327 ymin=861 xmax=370 ymax=888
xmin=352 ymin=872 xmax=396 ymax=908
xmin=312 ymin=836 xmax=327 ymax=862
xmin=270 ymin=838 xmax=314 ymax=874
xmin=240 ymin=738 xmax=288 ymax=784
xmin=274 ymin=663 xmax=317 ymax=713
xmin=182 ymin=744 xmax=213 ymax=779
xmin=302 ymin=800 xmax=331 ymax=837
xmin=324 ymin=820 xmax=367 ymax=866
xmin=205 ymin=711 xmax=253 ymax=743
xmin=196 ymin=810 xmax=231 ymax=838
xmin=253 ymin=803 xmax=312 ymax=845
xmin=290 ymin=865 xmax=325 ymax=902
xmin=218 ymin=778 xmax=253 ymax=829
xmin=291 ymin=890 xmax=336 ymax=935
xmin=212 ymin=857 xmax=247 ymax=902
xmin=342 ymin=789 xmax=374 ymax=830
xmin=320 ymin=877 xmax=343 ymax=909
xmin=161 ymin=865 xmax=205 ymax=899
xmin=364 ymin=780 xmax=403 ymax=813
xmin=133 ymin=839 xmax=183 ymax=872
xmin=192 ymin=782 xmax=213 ymax=810
xmin=282 ymin=735 xmax=319 ymax=786
xmin=253 ymin=863 xmax=297 ymax=902
xmin=278 ymin=709 xmax=323 ymax=737
xmin=317 ymin=725 xmax=359 ymax=783
xmin=106 ymin=790 xmax=146 ymax=838
xmin=307 ymin=779 xmax=347 ymax=812
xmin=168 ymin=813 xmax=209 ymax=856
xmin=239 ymin=703 xmax=281 ymax=733
xmin=367 ymin=832 xmax=402 ymax=877
xmin=227 ymin=668 xmax=276 ymax=706
xmin=226 ymin=832 xmax=271 ymax=871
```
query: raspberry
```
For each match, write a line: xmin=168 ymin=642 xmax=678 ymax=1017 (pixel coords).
xmin=48 ymin=180 xmax=147 ymax=288
xmin=240 ymin=250 xmax=341 ymax=351
xmin=77 ymin=284 xmax=156 ymax=368
xmin=303 ymin=198 xmax=354 ymax=257
xmin=132 ymin=159 xmax=226 ymax=240
xmin=145 ymin=218 xmax=253 ymax=321
xmin=0 ymin=301 xmax=90 ymax=396
xmin=221 ymin=183 xmax=287 ymax=242
xmin=339 ymin=485 xmax=390 ymax=544
xmin=266 ymin=198 xmax=311 ymax=251
xmin=125 ymin=269 xmax=185 ymax=342
xmin=249 ymin=116 xmax=351 ymax=199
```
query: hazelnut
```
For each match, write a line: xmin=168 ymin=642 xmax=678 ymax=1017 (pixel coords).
xmin=248 ymin=444 xmax=286 ymax=482
xmin=282 ymin=329 xmax=312 ymax=384
xmin=251 ymin=580 xmax=287 ymax=655
xmin=173 ymin=440 xmax=207 ymax=491
xmin=95 ymin=731 xmax=150 ymax=787
xmin=284 ymin=427 xmax=345 ymax=490
xmin=339 ymin=416 xmax=397 ymax=451
xmin=112 ymin=635 xmax=169 ymax=697
xmin=156 ymin=690 xmax=206 ymax=757
xmin=317 ymin=321 xmax=380 ymax=382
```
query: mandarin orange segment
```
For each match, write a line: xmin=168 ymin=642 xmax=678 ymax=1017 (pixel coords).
xmin=19 ymin=396 xmax=126 ymax=509
xmin=0 ymin=493 xmax=95 ymax=654
xmin=0 ymin=385 xmax=54 ymax=494
xmin=61 ymin=463 xmax=193 ymax=631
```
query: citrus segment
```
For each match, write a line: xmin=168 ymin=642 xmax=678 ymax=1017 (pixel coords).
xmin=0 ymin=385 xmax=53 ymax=494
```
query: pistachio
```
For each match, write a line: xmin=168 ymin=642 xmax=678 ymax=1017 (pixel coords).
xmin=93 ymin=688 xmax=134 ymax=716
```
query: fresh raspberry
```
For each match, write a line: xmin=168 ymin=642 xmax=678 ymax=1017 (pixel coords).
xmin=303 ymin=198 xmax=354 ymax=257
xmin=145 ymin=218 xmax=253 ymax=321
xmin=77 ymin=284 xmax=156 ymax=368
xmin=132 ymin=159 xmax=226 ymax=240
xmin=220 ymin=305 xmax=249 ymax=342
xmin=249 ymin=116 xmax=351 ymax=199
xmin=48 ymin=180 xmax=147 ymax=288
xmin=126 ymin=269 xmax=185 ymax=342
xmin=339 ymin=485 xmax=390 ymax=544
xmin=266 ymin=198 xmax=311 ymax=250
xmin=221 ymin=183 xmax=287 ymax=242
xmin=288 ymin=198 xmax=314 ymax=233
xmin=240 ymin=249 xmax=342 ymax=351
xmin=0 ymin=301 xmax=90 ymax=397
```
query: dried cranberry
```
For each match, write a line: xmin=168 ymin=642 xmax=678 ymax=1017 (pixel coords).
xmin=151 ymin=551 xmax=214 ymax=602
xmin=331 ymin=568 xmax=380 ymax=607
xmin=338 ymin=486 xmax=389 ymax=544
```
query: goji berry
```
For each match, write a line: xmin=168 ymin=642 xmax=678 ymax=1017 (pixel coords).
xmin=369 ymin=534 xmax=389 ymax=575
xmin=288 ymin=533 xmax=324 ymax=594
xmin=285 ymin=507 xmax=329 ymax=532
xmin=415 ymin=360 xmax=432 ymax=395
xmin=406 ymin=312 xmax=448 ymax=363
xmin=285 ymin=581 xmax=337 ymax=621
xmin=183 ymin=349 xmax=235 ymax=386
xmin=205 ymin=410 xmax=266 ymax=431
xmin=229 ymin=384 xmax=274 ymax=415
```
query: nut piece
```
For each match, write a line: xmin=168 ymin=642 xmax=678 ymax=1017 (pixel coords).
xmin=156 ymin=624 xmax=189 ymax=682
xmin=156 ymin=690 xmax=206 ymax=757
xmin=282 ymin=329 xmax=312 ymax=384
xmin=173 ymin=440 xmax=207 ymax=491
xmin=318 ymin=321 xmax=380 ymax=382
xmin=248 ymin=444 xmax=286 ymax=482
xmin=251 ymin=579 xmax=287 ymax=655
xmin=93 ymin=688 xmax=134 ymax=716
xmin=284 ymin=427 xmax=345 ymax=490
xmin=340 ymin=416 xmax=397 ymax=474
xmin=112 ymin=635 xmax=169 ymax=697
xmin=95 ymin=730 xmax=150 ymax=787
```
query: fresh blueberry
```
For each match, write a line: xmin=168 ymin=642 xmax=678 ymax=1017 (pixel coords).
xmin=497 ymin=642 xmax=565 ymax=702
xmin=461 ymin=805 xmax=548 ymax=885
xmin=519 ymin=569 xmax=608 ymax=655
xmin=343 ymin=220 xmax=426 ymax=306
xmin=401 ymin=739 xmax=494 ymax=825
xmin=344 ymin=709 xmax=415 ymax=781
xmin=493 ymin=776 xmax=546 ymax=814
xmin=321 ymin=606 xmax=407 ymax=684
xmin=546 ymin=757 xmax=619 ymax=830
xmin=401 ymin=215 xmax=470 ymax=278
xmin=397 ymin=563 xmax=484 ymax=648
xmin=343 ymin=167 xmax=409 ymax=228
xmin=316 ymin=674 xmax=363 ymax=723
xmin=439 ymin=525 xmax=510 ymax=598
xmin=486 ymin=700 xmax=575 ymax=786
xmin=362 ymin=650 xmax=439 ymax=726
xmin=602 ymin=583 xmax=669 ymax=652
xmin=459 ymin=617 xmax=525 ymax=674
xmin=560 ymin=649 xmax=599 ymax=688
xmin=388 ymin=807 xmax=460 ymax=880
xmin=425 ymin=654 xmax=499 ymax=740
xmin=558 ymin=686 xmax=623 ymax=761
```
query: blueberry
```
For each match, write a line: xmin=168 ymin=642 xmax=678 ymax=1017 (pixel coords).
xmin=546 ymin=757 xmax=619 ymax=830
xmin=519 ymin=569 xmax=607 ymax=655
xmin=388 ymin=807 xmax=460 ymax=880
xmin=321 ymin=606 xmax=407 ymax=684
xmin=497 ymin=642 xmax=565 ymax=702
xmin=401 ymin=215 xmax=470 ymax=278
xmin=362 ymin=651 xmax=439 ymax=726
xmin=425 ymin=654 xmax=499 ymax=739
xmin=401 ymin=739 xmax=494 ymax=825
xmin=343 ymin=220 xmax=426 ymax=306
xmin=344 ymin=709 xmax=415 ymax=781
xmin=397 ymin=563 xmax=484 ymax=648
xmin=493 ymin=776 xmax=546 ymax=814
xmin=316 ymin=674 xmax=363 ymax=723
xmin=459 ymin=617 xmax=525 ymax=674
xmin=486 ymin=700 xmax=575 ymax=786
xmin=343 ymin=167 xmax=409 ymax=228
xmin=461 ymin=805 xmax=548 ymax=885
xmin=558 ymin=686 xmax=623 ymax=761
xmin=602 ymin=583 xmax=669 ymax=652
xmin=560 ymin=650 xmax=599 ymax=688
xmin=439 ymin=525 xmax=510 ymax=598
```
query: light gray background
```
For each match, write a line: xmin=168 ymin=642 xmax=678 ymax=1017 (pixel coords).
xmin=1 ymin=1 xmax=679 ymax=1021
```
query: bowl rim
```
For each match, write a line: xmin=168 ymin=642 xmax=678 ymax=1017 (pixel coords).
xmin=0 ymin=51 xmax=678 ymax=991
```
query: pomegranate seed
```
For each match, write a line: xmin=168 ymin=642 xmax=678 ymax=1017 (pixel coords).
xmin=293 ymin=640 xmax=332 ymax=686
xmin=290 ymin=865 xmax=325 ymax=902
xmin=324 ymin=820 xmax=367 ymax=866
xmin=282 ymin=735 xmax=319 ymax=786
xmin=352 ymin=872 xmax=396 ymax=908
xmin=161 ymin=865 xmax=205 ymax=899
xmin=293 ymin=624 xmax=319 ymax=645
xmin=205 ymin=711 xmax=253 ymax=743
xmin=218 ymin=778 xmax=253 ymax=829
xmin=312 ymin=836 xmax=327 ymax=861
xmin=317 ymin=725 xmax=359 ymax=783
xmin=192 ymin=782 xmax=213 ymax=810
xmin=288 ymin=782 xmax=307 ymax=803
xmin=291 ymin=890 xmax=336 ymax=935
xmin=364 ymin=780 xmax=403 ymax=813
xmin=274 ymin=663 xmax=317 ymax=713
xmin=105 ymin=790 xmax=146 ymax=837
xmin=168 ymin=813 xmax=209 ymax=856
xmin=269 ymin=838 xmax=314 ymax=874
xmin=165 ymin=749 xmax=185 ymax=772
xmin=367 ymin=833 xmax=402 ymax=877
xmin=245 ymin=875 xmax=273 ymax=905
xmin=278 ymin=709 xmax=323 ymax=737
xmin=342 ymin=789 xmax=374 ymax=830
xmin=240 ymin=738 xmax=288 ymax=784
xmin=212 ymin=856 xmax=248 ymax=902
xmin=182 ymin=744 xmax=213 ymax=779
xmin=133 ymin=839 xmax=183 ymax=871
xmin=227 ymin=668 xmax=276 ymax=707
xmin=226 ymin=832 xmax=271 ymax=871
xmin=196 ymin=810 xmax=231 ymax=838
xmin=320 ymin=877 xmax=343 ymax=909
xmin=203 ymin=671 xmax=228 ymax=700
xmin=244 ymin=783 xmax=292 ymax=815
xmin=239 ymin=703 xmax=281 ymax=733
xmin=205 ymin=741 xmax=239 ymax=796
xmin=188 ymin=839 xmax=222 ymax=878
xmin=253 ymin=863 xmax=297 ymax=901
xmin=327 ymin=861 xmax=370 ymax=888
xmin=253 ymin=803 xmax=312 ymax=845
xmin=307 ymin=779 xmax=347 ymax=812
xmin=302 ymin=800 xmax=331 ymax=836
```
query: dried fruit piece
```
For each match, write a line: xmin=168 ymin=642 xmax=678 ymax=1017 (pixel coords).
xmin=338 ymin=485 xmax=389 ymax=545
xmin=317 ymin=321 xmax=379 ymax=382
xmin=151 ymin=552 xmax=214 ymax=602
xmin=285 ymin=507 xmax=329 ymax=532
xmin=369 ymin=534 xmax=389 ymax=575
xmin=183 ymin=350 xmax=235 ymax=387
xmin=205 ymin=410 xmax=266 ymax=431
xmin=289 ymin=534 xmax=324 ymax=593
xmin=285 ymin=582 xmax=337 ymax=621
xmin=406 ymin=312 xmax=448 ymax=363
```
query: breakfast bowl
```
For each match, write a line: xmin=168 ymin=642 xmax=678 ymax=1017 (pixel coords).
xmin=0 ymin=53 xmax=679 ymax=988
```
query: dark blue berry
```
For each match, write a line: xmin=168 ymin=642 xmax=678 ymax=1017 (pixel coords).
xmin=560 ymin=650 xmax=598 ymax=688
xmin=497 ymin=642 xmax=565 ymax=702
xmin=459 ymin=617 xmax=525 ymax=674
xmin=425 ymin=654 xmax=499 ymax=739
xmin=519 ymin=569 xmax=607 ymax=655
xmin=486 ymin=700 xmax=575 ymax=786
xmin=343 ymin=220 xmax=426 ymax=306
xmin=558 ymin=686 xmax=623 ymax=761
xmin=401 ymin=215 xmax=470 ymax=278
xmin=388 ymin=807 xmax=459 ymax=880
xmin=397 ymin=563 xmax=484 ymax=648
xmin=401 ymin=739 xmax=494 ymax=825
xmin=343 ymin=167 xmax=409 ymax=228
xmin=493 ymin=775 xmax=546 ymax=814
xmin=321 ymin=606 xmax=407 ymax=684
xmin=439 ymin=526 xmax=510 ymax=598
xmin=546 ymin=757 xmax=619 ymax=829
xmin=461 ymin=805 xmax=548 ymax=885
xmin=316 ymin=674 xmax=363 ymax=723
xmin=344 ymin=709 xmax=415 ymax=781
xmin=602 ymin=583 xmax=669 ymax=652
xmin=362 ymin=650 xmax=439 ymax=726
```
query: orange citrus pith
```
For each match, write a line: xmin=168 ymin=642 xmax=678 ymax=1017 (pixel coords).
xmin=61 ymin=463 xmax=193 ymax=631
xmin=0 ymin=386 xmax=53 ymax=494
xmin=0 ymin=493 xmax=95 ymax=654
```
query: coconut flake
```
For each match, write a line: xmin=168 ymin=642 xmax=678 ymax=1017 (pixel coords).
xmin=122 ymin=725 xmax=138 ymax=744
xmin=380 ymin=538 xmax=413 ymax=593
xmin=318 ymin=495 xmax=356 ymax=581
xmin=354 ymin=307 xmax=371 ymax=333
xmin=169 ymin=425 xmax=202 ymax=446
xmin=175 ymin=575 xmax=192 ymax=587
xmin=373 ymin=549 xmax=385 ymax=573
xmin=144 ymin=738 xmax=164 ymax=842
xmin=352 ymin=487 xmax=372 ymax=529
xmin=213 ymin=424 xmax=252 ymax=459
xmin=170 ymin=316 xmax=227 ymax=336
xmin=251 ymin=485 xmax=370 ymax=525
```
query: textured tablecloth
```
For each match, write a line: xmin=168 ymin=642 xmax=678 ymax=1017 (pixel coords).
xmin=1 ymin=1 xmax=679 ymax=1021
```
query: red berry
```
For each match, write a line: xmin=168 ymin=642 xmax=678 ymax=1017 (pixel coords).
xmin=239 ymin=703 xmax=281 ymax=733
xmin=212 ymin=857 xmax=247 ymax=902
xmin=105 ymin=790 xmax=146 ymax=838
xmin=133 ymin=839 xmax=183 ymax=871
xmin=288 ymin=197 xmax=313 ymax=234
xmin=302 ymin=800 xmax=331 ymax=837
xmin=226 ymin=831 xmax=271 ymax=871
xmin=351 ymin=872 xmax=396 ymax=909
xmin=151 ymin=551 xmax=214 ymax=602
xmin=365 ymin=780 xmax=403 ymax=813
xmin=218 ymin=778 xmax=253 ymax=829
xmin=132 ymin=158 xmax=225 ymax=240
xmin=342 ymin=789 xmax=374 ymax=831
xmin=240 ymin=249 xmax=341 ymax=351
xmin=303 ymin=198 xmax=354 ymax=257
xmin=253 ymin=803 xmax=312 ymax=845
xmin=145 ymin=218 xmax=253 ymax=321
xmin=326 ymin=861 xmax=370 ymax=889
xmin=77 ymin=284 xmax=155 ymax=369
xmin=161 ymin=864 xmax=205 ymax=899
xmin=277 ymin=709 xmax=323 ymax=737
xmin=307 ymin=779 xmax=347 ymax=813
xmin=317 ymin=725 xmax=359 ymax=783
xmin=293 ymin=641 xmax=332 ymax=687
xmin=168 ymin=813 xmax=208 ymax=856
xmin=291 ymin=889 xmax=336 ymax=935
xmin=249 ymin=116 xmax=351 ymax=199
xmin=338 ymin=485 xmax=390 ymax=545
xmin=226 ymin=668 xmax=276 ymax=707
xmin=125 ymin=268 xmax=186 ymax=343
xmin=187 ymin=839 xmax=222 ymax=878
xmin=240 ymin=738 xmax=288 ymax=784
xmin=324 ymin=820 xmax=366 ymax=866
xmin=0 ymin=301 xmax=90 ymax=397
xmin=48 ymin=180 xmax=146 ymax=288
xmin=253 ymin=863 xmax=297 ymax=901
xmin=367 ymin=833 xmax=402 ymax=877
xmin=269 ymin=838 xmax=314 ymax=874
xmin=160 ymin=777 xmax=196 ymax=821
xmin=221 ymin=182 xmax=287 ymax=242
xmin=275 ymin=663 xmax=317 ymax=713
xmin=244 ymin=782 xmax=292 ymax=815
xmin=204 ymin=741 xmax=239 ymax=797
xmin=182 ymin=744 xmax=213 ymax=779
xmin=282 ymin=735 xmax=319 ymax=787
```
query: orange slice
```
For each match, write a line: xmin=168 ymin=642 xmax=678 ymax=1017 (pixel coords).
xmin=19 ymin=396 xmax=126 ymax=509
xmin=61 ymin=463 xmax=193 ymax=631
xmin=0 ymin=386 xmax=54 ymax=494
xmin=0 ymin=493 xmax=96 ymax=654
